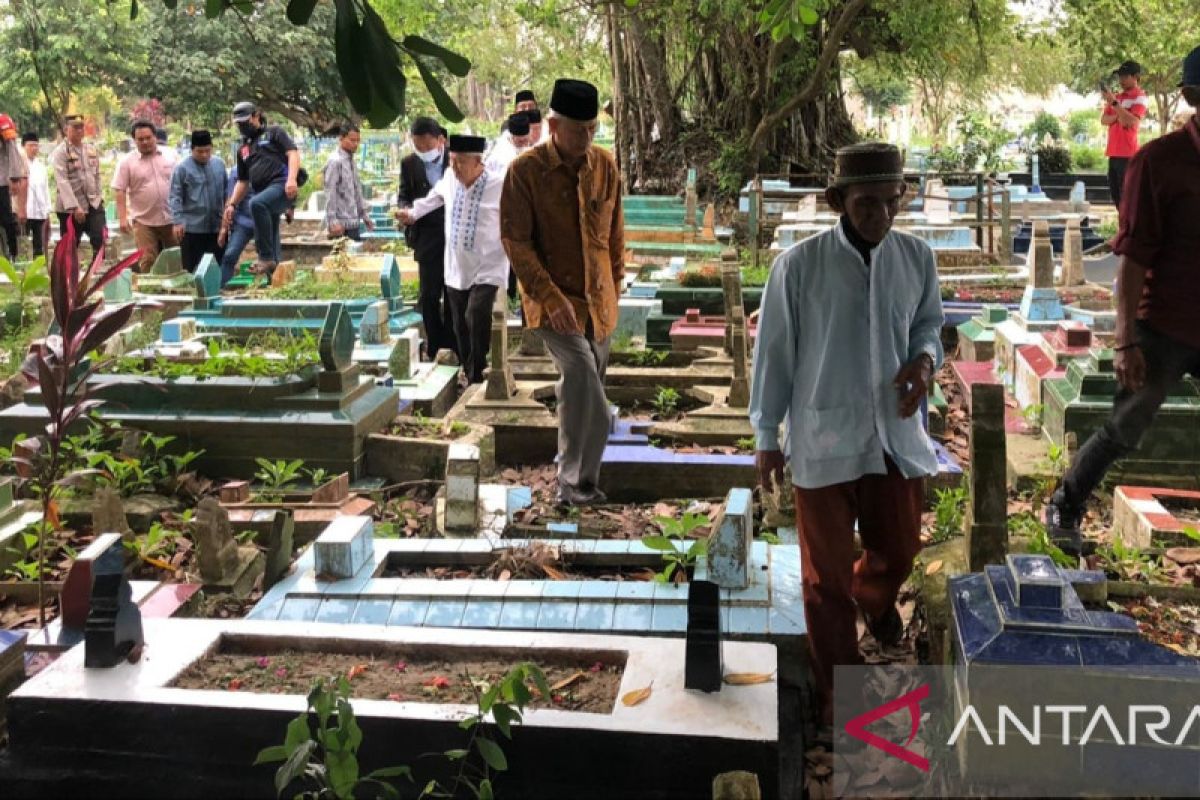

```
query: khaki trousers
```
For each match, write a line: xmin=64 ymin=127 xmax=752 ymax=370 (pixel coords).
xmin=132 ymin=221 xmax=178 ymax=273
xmin=539 ymin=328 xmax=611 ymax=491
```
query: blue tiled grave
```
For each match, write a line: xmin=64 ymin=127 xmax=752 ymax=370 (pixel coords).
xmin=949 ymin=554 xmax=1200 ymax=794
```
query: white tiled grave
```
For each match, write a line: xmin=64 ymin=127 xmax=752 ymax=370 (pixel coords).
xmin=7 ymin=619 xmax=779 ymax=798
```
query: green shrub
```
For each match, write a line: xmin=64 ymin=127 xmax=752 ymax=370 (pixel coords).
xmin=1024 ymin=111 xmax=1063 ymax=144
xmin=1069 ymin=143 xmax=1104 ymax=171
xmin=1029 ymin=144 xmax=1072 ymax=175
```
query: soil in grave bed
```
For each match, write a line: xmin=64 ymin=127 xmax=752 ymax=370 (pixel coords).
xmin=1115 ymin=596 xmax=1200 ymax=657
xmin=1160 ymin=498 xmax=1200 ymax=529
xmin=537 ymin=393 xmax=706 ymax=421
xmin=387 ymin=419 xmax=471 ymax=440
xmin=377 ymin=544 xmax=669 ymax=582
xmin=172 ymin=642 xmax=625 ymax=712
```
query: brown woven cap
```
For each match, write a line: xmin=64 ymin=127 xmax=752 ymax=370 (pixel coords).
xmin=832 ymin=142 xmax=905 ymax=187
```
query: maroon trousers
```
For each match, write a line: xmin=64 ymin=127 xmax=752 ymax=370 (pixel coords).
xmin=793 ymin=457 xmax=924 ymax=723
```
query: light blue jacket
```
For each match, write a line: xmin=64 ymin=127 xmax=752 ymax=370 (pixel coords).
xmin=169 ymin=155 xmax=228 ymax=234
xmin=749 ymin=222 xmax=945 ymax=489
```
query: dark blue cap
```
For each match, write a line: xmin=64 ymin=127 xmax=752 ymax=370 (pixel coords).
xmin=1181 ymin=45 xmax=1200 ymax=87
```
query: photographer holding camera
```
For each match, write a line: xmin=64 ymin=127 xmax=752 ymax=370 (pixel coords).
xmin=1101 ymin=60 xmax=1150 ymax=212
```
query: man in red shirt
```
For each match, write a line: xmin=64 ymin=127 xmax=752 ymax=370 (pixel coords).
xmin=1102 ymin=60 xmax=1150 ymax=212
xmin=1046 ymin=46 xmax=1200 ymax=552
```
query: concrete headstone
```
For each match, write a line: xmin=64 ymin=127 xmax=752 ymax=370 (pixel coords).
xmin=193 ymin=254 xmax=221 ymax=308
xmin=150 ymin=247 xmax=183 ymax=276
xmin=264 ymin=510 xmax=294 ymax=590
xmin=379 ymin=253 xmax=401 ymax=301
xmin=966 ymin=383 xmax=1008 ymax=570
xmin=1061 ymin=216 xmax=1084 ymax=287
xmin=91 ymin=486 xmax=132 ymax=540
xmin=484 ymin=296 xmax=515 ymax=400
xmin=445 ymin=443 xmax=481 ymax=533
xmin=103 ymin=270 xmax=133 ymax=303
xmin=194 ymin=497 xmax=241 ymax=584
xmin=389 ymin=329 xmax=420 ymax=379
xmin=359 ymin=300 xmax=390 ymax=345
xmin=319 ymin=302 xmax=354 ymax=372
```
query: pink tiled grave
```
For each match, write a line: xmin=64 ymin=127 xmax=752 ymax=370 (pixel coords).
xmin=1113 ymin=486 xmax=1200 ymax=548
xmin=1014 ymin=322 xmax=1095 ymax=411
xmin=668 ymin=308 xmax=758 ymax=350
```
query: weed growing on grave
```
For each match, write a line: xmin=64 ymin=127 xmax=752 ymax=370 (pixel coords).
xmin=82 ymin=430 xmax=205 ymax=498
xmin=268 ymin=271 xmax=380 ymax=302
xmin=123 ymin=521 xmax=183 ymax=566
xmin=643 ymin=512 xmax=709 ymax=583
xmin=255 ymin=458 xmax=308 ymax=502
xmin=1095 ymin=535 xmax=1166 ymax=584
xmin=626 ymin=349 xmax=668 ymax=367
xmin=931 ymin=485 xmax=969 ymax=543
xmin=1011 ymin=512 xmax=1075 ymax=568
xmin=255 ymin=664 xmax=549 ymax=800
xmin=651 ymin=386 xmax=681 ymax=418
xmin=610 ymin=330 xmax=634 ymax=353
xmin=1045 ymin=442 xmax=1067 ymax=476
xmin=255 ymin=676 xmax=413 ymax=799
xmin=1020 ymin=403 xmax=1044 ymax=432
xmin=306 ymin=467 xmax=331 ymax=489
xmin=0 ymin=255 xmax=49 ymax=330
xmin=421 ymin=663 xmax=551 ymax=800
xmin=740 ymin=264 xmax=770 ymax=287
xmin=734 ymin=437 xmax=756 ymax=452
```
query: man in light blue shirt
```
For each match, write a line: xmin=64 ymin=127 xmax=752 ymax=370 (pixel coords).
xmin=169 ymin=130 xmax=228 ymax=273
xmin=749 ymin=142 xmax=943 ymax=733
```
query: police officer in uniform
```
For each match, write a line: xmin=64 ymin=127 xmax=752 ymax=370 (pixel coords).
xmin=50 ymin=115 xmax=106 ymax=253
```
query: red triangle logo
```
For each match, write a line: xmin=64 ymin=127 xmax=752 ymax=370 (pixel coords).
xmin=842 ymin=682 xmax=931 ymax=772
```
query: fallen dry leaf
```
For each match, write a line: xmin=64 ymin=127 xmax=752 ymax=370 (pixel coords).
xmin=550 ymin=670 xmax=587 ymax=692
xmin=347 ymin=663 xmax=369 ymax=680
xmin=542 ymin=565 xmax=567 ymax=581
xmin=723 ymin=671 xmax=776 ymax=686
xmin=925 ymin=560 xmax=944 ymax=576
xmin=621 ymin=683 xmax=653 ymax=707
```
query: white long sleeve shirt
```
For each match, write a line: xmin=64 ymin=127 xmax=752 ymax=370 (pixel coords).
xmin=749 ymin=222 xmax=945 ymax=489
xmin=407 ymin=167 xmax=509 ymax=291
xmin=24 ymin=156 xmax=50 ymax=220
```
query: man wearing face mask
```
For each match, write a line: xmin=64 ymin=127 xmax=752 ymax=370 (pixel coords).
xmin=398 ymin=135 xmax=508 ymax=385
xmin=398 ymin=117 xmax=455 ymax=362
xmin=222 ymin=101 xmax=300 ymax=280
xmin=750 ymin=142 xmax=943 ymax=737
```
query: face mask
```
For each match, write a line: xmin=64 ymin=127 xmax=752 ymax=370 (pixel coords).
xmin=417 ymin=147 xmax=442 ymax=163
xmin=237 ymin=121 xmax=258 ymax=139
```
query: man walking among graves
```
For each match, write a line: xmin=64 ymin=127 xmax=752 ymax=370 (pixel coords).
xmin=1046 ymin=46 xmax=1200 ymax=554
xmin=323 ymin=124 xmax=374 ymax=242
xmin=0 ymin=115 xmax=26 ymax=260
xmin=223 ymin=102 xmax=301 ymax=280
xmin=1102 ymin=60 xmax=1150 ymax=212
xmin=113 ymin=120 xmax=178 ymax=273
xmin=21 ymin=132 xmax=49 ymax=258
xmin=398 ymin=116 xmax=455 ymax=362
xmin=51 ymin=115 xmax=105 ymax=254
xmin=750 ymin=142 xmax=944 ymax=731
xmin=169 ymin=130 xmax=228 ymax=274
xmin=501 ymin=78 xmax=625 ymax=506
xmin=398 ymin=135 xmax=508 ymax=385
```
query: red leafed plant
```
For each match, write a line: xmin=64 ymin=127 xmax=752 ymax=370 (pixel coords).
xmin=14 ymin=218 xmax=139 ymax=625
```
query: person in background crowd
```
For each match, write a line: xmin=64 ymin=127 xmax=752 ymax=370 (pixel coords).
xmin=113 ymin=119 xmax=178 ymax=273
xmin=21 ymin=132 xmax=49 ymax=258
xmin=526 ymin=109 xmax=547 ymax=144
xmin=0 ymin=114 xmax=28 ymax=260
xmin=398 ymin=116 xmax=456 ymax=362
xmin=223 ymin=101 xmax=301 ymax=280
xmin=169 ymin=130 xmax=227 ymax=273
xmin=323 ymin=124 xmax=374 ymax=241
xmin=51 ymin=115 xmax=104 ymax=253
xmin=751 ymin=142 xmax=944 ymax=740
xmin=501 ymin=78 xmax=623 ymax=506
xmin=486 ymin=112 xmax=533 ymax=173
xmin=1102 ymin=60 xmax=1150 ymax=212
xmin=398 ymin=135 xmax=508 ymax=385
xmin=514 ymin=90 xmax=538 ymax=114
xmin=1046 ymin=46 xmax=1200 ymax=555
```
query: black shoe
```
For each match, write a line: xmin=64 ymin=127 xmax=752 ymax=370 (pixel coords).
xmin=1044 ymin=488 xmax=1085 ymax=556
xmin=556 ymin=483 xmax=607 ymax=507
xmin=865 ymin=605 xmax=904 ymax=647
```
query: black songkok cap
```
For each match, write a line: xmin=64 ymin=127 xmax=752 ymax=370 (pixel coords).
xmin=507 ymin=113 xmax=531 ymax=137
xmin=525 ymin=109 xmax=543 ymax=124
xmin=190 ymin=129 xmax=213 ymax=148
xmin=549 ymin=79 xmax=598 ymax=122
xmin=514 ymin=90 xmax=536 ymax=105
xmin=448 ymin=134 xmax=486 ymax=154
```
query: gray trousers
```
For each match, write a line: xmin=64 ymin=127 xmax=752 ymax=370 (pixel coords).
xmin=539 ymin=328 xmax=611 ymax=490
